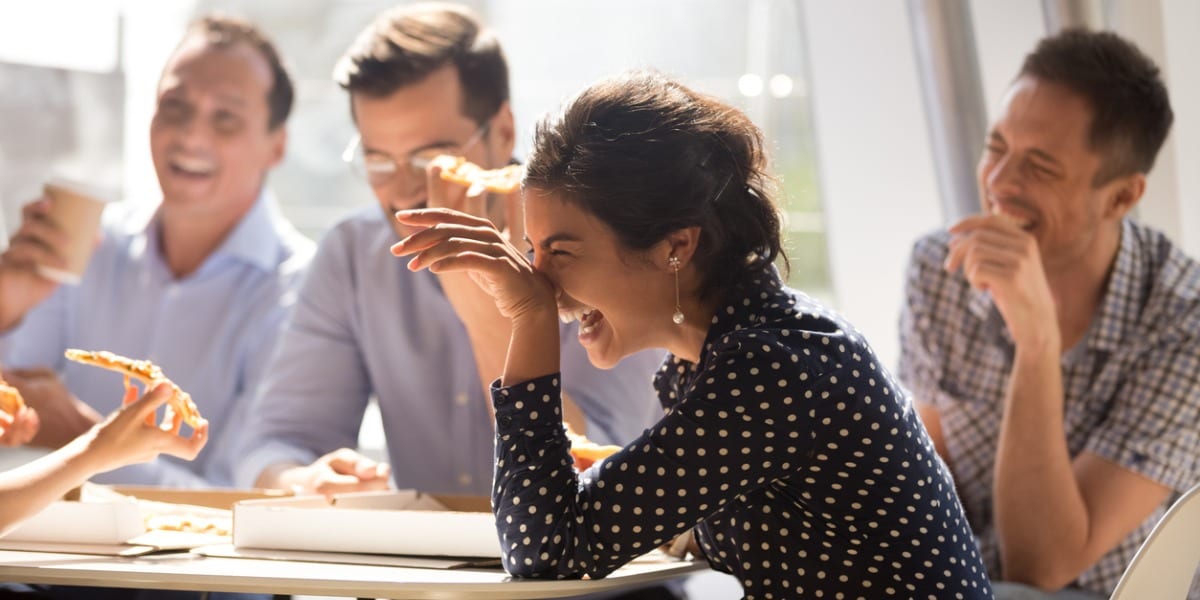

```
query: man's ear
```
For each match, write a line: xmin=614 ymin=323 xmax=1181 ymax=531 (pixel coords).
xmin=489 ymin=101 xmax=516 ymax=162
xmin=1103 ymin=172 xmax=1145 ymax=220
xmin=660 ymin=227 xmax=702 ymax=270
xmin=267 ymin=126 xmax=288 ymax=168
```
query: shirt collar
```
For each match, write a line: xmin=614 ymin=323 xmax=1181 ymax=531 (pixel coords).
xmin=1088 ymin=219 xmax=1145 ymax=352
xmin=658 ymin=267 xmax=785 ymax=395
xmin=139 ymin=189 xmax=284 ymax=275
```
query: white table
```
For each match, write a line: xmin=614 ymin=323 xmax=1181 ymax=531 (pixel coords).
xmin=0 ymin=549 xmax=704 ymax=599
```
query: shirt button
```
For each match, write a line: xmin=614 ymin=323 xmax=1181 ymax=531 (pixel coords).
xmin=458 ymin=473 xmax=473 ymax=486
xmin=454 ymin=393 xmax=469 ymax=407
xmin=499 ymin=415 xmax=513 ymax=427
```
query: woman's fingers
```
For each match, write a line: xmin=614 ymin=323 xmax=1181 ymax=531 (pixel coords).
xmin=391 ymin=223 xmax=498 ymax=256
xmin=130 ymin=382 xmax=173 ymax=423
xmin=394 ymin=207 xmax=493 ymax=230
xmin=403 ymin=237 xmax=511 ymax=271
xmin=420 ymin=250 xmax=512 ymax=275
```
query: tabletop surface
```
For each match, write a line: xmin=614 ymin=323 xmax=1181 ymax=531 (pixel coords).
xmin=0 ymin=548 xmax=705 ymax=599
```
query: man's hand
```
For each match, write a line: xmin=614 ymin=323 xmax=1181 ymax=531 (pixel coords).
xmin=2 ymin=368 xmax=101 ymax=449
xmin=944 ymin=214 xmax=1059 ymax=350
xmin=0 ymin=404 xmax=39 ymax=447
xmin=268 ymin=448 xmax=392 ymax=497
xmin=0 ymin=198 xmax=70 ymax=331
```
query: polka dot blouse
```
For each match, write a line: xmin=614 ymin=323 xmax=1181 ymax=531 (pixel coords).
xmin=490 ymin=270 xmax=993 ymax=599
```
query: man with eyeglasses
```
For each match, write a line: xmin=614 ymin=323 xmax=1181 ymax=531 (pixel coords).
xmin=237 ymin=3 xmax=664 ymax=511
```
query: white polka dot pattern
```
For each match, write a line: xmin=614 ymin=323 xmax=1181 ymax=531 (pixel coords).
xmin=490 ymin=271 xmax=993 ymax=599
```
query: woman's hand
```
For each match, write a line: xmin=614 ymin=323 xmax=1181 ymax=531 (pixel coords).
xmin=83 ymin=382 xmax=208 ymax=473
xmin=391 ymin=208 xmax=556 ymax=321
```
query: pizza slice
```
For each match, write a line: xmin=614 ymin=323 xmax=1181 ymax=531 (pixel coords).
xmin=0 ymin=376 xmax=25 ymax=416
xmin=64 ymin=349 xmax=204 ymax=431
xmin=429 ymin=155 xmax=523 ymax=196
xmin=566 ymin=430 xmax=621 ymax=471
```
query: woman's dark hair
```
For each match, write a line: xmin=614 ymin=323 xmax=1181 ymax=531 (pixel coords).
xmin=524 ymin=70 xmax=786 ymax=301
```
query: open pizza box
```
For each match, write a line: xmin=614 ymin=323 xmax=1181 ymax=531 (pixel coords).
xmin=216 ymin=489 xmax=502 ymax=569
xmin=0 ymin=483 xmax=289 ymax=556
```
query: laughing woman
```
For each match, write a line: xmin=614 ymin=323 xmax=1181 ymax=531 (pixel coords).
xmin=392 ymin=71 xmax=993 ymax=600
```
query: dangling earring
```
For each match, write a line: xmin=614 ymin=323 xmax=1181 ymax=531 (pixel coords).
xmin=669 ymin=255 xmax=685 ymax=325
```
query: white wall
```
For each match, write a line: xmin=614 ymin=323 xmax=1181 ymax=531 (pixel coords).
xmin=121 ymin=1 xmax=195 ymax=206
xmin=801 ymin=0 xmax=942 ymax=370
xmin=1158 ymin=0 xmax=1200 ymax=258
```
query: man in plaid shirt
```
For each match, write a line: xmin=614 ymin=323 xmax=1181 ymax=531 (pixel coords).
xmin=899 ymin=29 xmax=1199 ymax=600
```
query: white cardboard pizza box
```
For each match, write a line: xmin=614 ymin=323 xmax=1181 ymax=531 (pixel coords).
xmin=232 ymin=489 xmax=501 ymax=559
xmin=0 ymin=484 xmax=276 ymax=555
xmin=1 ymin=496 xmax=144 ymax=545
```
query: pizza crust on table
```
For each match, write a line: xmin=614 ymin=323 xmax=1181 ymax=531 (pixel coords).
xmin=64 ymin=349 xmax=204 ymax=431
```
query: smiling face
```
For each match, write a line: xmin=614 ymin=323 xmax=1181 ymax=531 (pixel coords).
xmin=525 ymin=189 xmax=676 ymax=369
xmin=351 ymin=65 xmax=513 ymax=239
xmin=149 ymin=36 xmax=284 ymax=218
xmin=978 ymin=76 xmax=1136 ymax=271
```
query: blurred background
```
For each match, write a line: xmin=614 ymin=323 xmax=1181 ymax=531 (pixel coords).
xmin=1 ymin=1 xmax=1197 ymax=596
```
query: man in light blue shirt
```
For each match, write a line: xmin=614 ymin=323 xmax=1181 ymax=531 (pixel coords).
xmin=0 ymin=15 xmax=313 ymax=488
xmin=238 ymin=3 xmax=664 ymax=497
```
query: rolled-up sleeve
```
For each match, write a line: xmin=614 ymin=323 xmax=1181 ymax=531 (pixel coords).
xmin=1085 ymin=331 xmax=1200 ymax=492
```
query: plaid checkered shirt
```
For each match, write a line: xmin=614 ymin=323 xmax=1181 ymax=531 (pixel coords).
xmin=898 ymin=219 xmax=1200 ymax=598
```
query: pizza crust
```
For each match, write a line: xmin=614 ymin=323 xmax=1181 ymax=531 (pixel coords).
xmin=64 ymin=349 xmax=204 ymax=430
xmin=430 ymin=155 xmax=523 ymax=196
xmin=0 ymin=378 xmax=24 ymax=416
xmin=566 ymin=431 xmax=621 ymax=470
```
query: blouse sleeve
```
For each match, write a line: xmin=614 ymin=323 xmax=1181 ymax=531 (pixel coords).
xmin=490 ymin=335 xmax=828 ymax=580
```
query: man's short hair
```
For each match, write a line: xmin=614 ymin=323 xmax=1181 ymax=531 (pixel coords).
xmin=1019 ymin=28 xmax=1173 ymax=185
xmin=179 ymin=14 xmax=295 ymax=131
xmin=333 ymin=2 xmax=509 ymax=125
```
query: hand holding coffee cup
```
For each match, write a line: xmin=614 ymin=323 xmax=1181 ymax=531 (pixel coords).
xmin=36 ymin=179 xmax=107 ymax=285
xmin=0 ymin=179 xmax=107 ymax=331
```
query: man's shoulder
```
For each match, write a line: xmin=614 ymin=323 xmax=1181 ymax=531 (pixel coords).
xmin=314 ymin=206 xmax=392 ymax=253
xmin=1130 ymin=222 xmax=1200 ymax=337
xmin=905 ymin=228 xmax=970 ymax=302
xmin=300 ymin=206 xmax=412 ymax=293
xmin=272 ymin=217 xmax=316 ymax=279
xmin=909 ymin=229 xmax=953 ymax=266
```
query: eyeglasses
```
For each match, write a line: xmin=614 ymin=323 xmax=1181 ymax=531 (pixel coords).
xmin=342 ymin=124 xmax=490 ymax=188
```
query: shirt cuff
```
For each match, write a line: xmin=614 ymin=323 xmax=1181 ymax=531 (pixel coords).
xmin=490 ymin=373 xmax=565 ymax=435
xmin=235 ymin=440 xmax=321 ymax=489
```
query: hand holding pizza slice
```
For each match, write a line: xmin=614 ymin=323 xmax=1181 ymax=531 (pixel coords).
xmin=0 ymin=376 xmax=24 ymax=417
xmin=64 ymin=349 xmax=204 ymax=435
xmin=0 ymin=375 xmax=36 ymax=446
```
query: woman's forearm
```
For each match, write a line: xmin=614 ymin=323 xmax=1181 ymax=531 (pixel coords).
xmin=502 ymin=307 xmax=562 ymax=387
xmin=0 ymin=432 xmax=101 ymax=534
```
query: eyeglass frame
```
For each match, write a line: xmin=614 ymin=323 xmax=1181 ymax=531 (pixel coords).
xmin=341 ymin=123 xmax=491 ymax=187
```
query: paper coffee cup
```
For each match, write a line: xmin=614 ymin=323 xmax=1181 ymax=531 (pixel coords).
xmin=37 ymin=178 xmax=109 ymax=285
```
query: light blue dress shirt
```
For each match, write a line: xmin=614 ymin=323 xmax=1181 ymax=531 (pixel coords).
xmin=236 ymin=207 xmax=666 ymax=495
xmin=0 ymin=193 xmax=314 ymax=487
